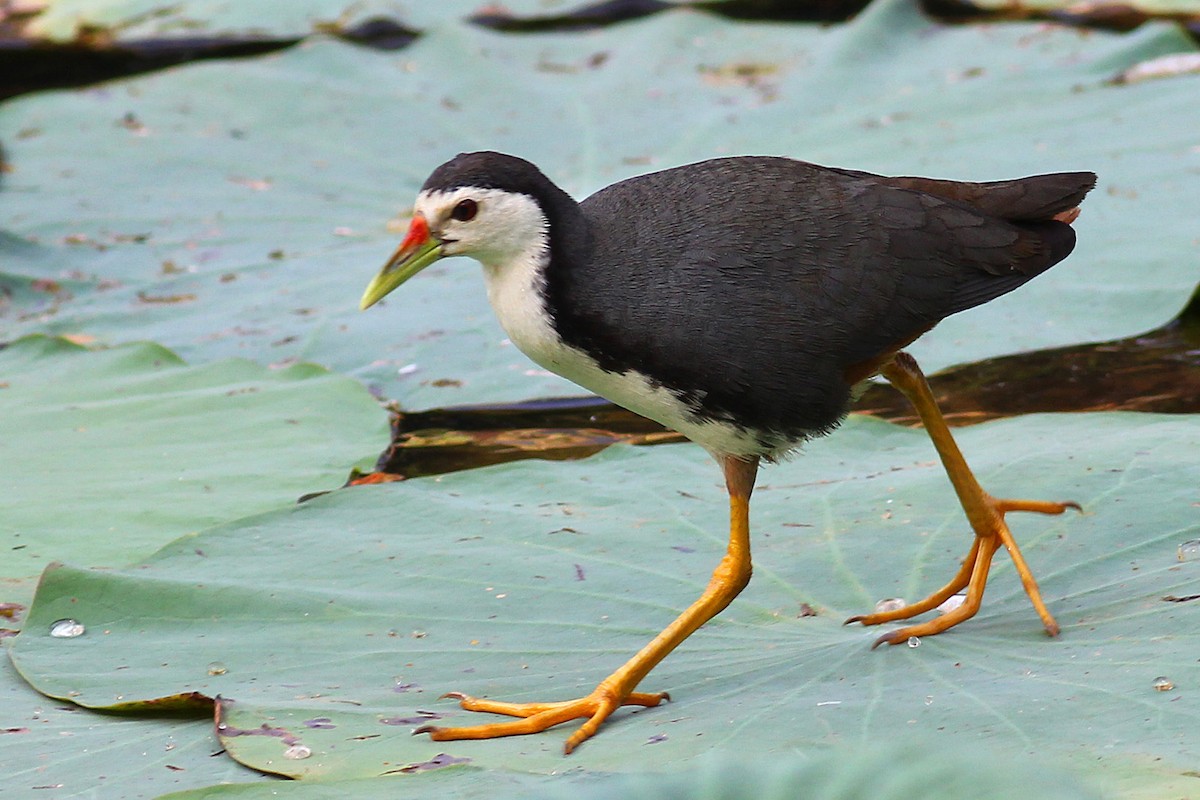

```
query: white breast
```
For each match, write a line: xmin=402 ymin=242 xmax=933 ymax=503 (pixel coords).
xmin=480 ymin=246 xmax=765 ymax=459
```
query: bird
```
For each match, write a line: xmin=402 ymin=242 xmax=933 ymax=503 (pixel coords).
xmin=360 ymin=151 xmax=1096 ymax=754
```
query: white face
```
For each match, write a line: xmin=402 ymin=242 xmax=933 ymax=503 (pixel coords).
xmin=413 ymin=186 xmax=549 ymax=272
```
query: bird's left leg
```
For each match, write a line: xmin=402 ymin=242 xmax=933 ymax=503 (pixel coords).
xmin=847 ymin=351 xmax=1078 ymax=647
xmin=416 ymin=455 xmax=759 ymax=753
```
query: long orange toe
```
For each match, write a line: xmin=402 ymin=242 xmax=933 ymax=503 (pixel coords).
xmin=850 ymin=490 xmax=1076 ymax=644
xmin=414 ymin=688 xmax=669 ymax=753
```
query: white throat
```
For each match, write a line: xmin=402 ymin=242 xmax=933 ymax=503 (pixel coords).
xmin=412 ymin=188 xmax=560 ymax=370
xmin=479 ymin=228 xmax=557 ymax=368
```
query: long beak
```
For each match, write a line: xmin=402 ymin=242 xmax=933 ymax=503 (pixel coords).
xmin=360 ymin=213 xmax=444 ymax=310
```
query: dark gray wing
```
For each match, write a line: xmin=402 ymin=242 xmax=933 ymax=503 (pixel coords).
xmin=546 ymin=157 xmax=1091 ymax=440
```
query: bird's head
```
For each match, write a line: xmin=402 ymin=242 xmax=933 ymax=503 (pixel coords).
xmin=360 ymin=152 xmax=560 ymax=310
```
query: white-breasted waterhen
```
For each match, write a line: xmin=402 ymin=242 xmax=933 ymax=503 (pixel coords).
xmin=360 ymin=152 xmax=1096 ymax=753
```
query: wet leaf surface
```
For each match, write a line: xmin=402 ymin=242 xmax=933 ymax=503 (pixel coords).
xmin=155 ymin=743 xmax=1106 ymax=799
xmin=3 ymin=1 xmax=1199 ymax=408
xmin=3 ymin=1 xmax=1200 ymax=796
xmin=1 ymin=1 xmax=890 ymax=103
xmin=0 ymin=658 xmax=264 ymax=798
xmin=10 ymin=414 xmax=1200 ymax=795
xmin=0 ymin=335 xmax=384 ymax=584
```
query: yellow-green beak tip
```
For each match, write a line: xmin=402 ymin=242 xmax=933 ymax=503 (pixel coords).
xmin=359 ymin=214 xmax=444 ymax=311
xmin=359 ymin=268 xmax=400 ymax=310
xmin=359 ymin=280 xmax=385 ymax=311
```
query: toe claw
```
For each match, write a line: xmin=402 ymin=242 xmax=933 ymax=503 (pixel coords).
xmin=413 ymin=724 xmax=438 ymax=736
xmin=441 ymin=691 xmax=467 ymax=701
xmin=870 ymin=631 xmax=902 ymax=649
xmin=844 ymin=615 xmax=865 ymax=626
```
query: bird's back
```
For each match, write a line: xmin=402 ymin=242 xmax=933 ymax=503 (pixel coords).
xmin=542 ymin=157 xmax=1094 ymax=448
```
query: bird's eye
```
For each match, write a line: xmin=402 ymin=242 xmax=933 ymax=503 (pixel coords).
xmin=451 ymin=199 xmax=478 ymax=222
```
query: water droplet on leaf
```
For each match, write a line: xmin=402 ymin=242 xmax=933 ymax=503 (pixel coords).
xmin=874 ymin=598 xmax=906 ymax=614
xmin=936 ymin=593 xmax=966 ymax=614
xmin=49 ymin=619 xmax=85 ymax=638
xmin=1177 ymin=539 xmax=1200 ymax=561
xmin=207 ymin=662 xmax=228 ymax=676
xmin=284 ymin=744 xmax=312 ymax=760
xmin=907 ymin=636 xmax=921 ymax=648
xmin=1152 ymin=676 xmax=1174 ymax=692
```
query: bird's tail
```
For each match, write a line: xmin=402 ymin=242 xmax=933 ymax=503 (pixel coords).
xmin=879 ymin=171 xmax=1097 ymax=223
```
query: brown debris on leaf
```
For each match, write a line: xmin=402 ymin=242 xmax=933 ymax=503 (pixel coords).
xmin=136 ymin=291 xmax=197 ymax=305
xmin=1108 ymin=52 xmax=1200 ymax=85
xmin=928 ymin=0 xmax=1200 ymax=33
xmin=347 ymin=283 xmax=1200 ymax=485
xmin=856 ymin=283 xmax=1200 ymax=427
xmin=108 ymin=691 xmax=214 ymax=715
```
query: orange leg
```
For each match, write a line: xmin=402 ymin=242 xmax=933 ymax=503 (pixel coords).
xmin=846 ymin=352 xmax=1078 ymax=647
xmin=417 ymin=455 xmax=759 ymax=753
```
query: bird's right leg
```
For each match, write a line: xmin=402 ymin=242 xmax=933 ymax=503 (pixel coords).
xmin=846 ymin=352 xmax=1078 ymax=646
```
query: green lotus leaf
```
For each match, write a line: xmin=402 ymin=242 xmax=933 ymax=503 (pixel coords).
xmin=0 ymin=657 xmax=264 ymax=799
xmin=155 ymin=745 xmax=1106 ymax=799
xmin=4 ymin=2 xmax=1199 ymax=797
xmin=10 ymin=413 xmax=1199 ymax=796
xmin=2 ymin=0 xmax=1198 ymax=407
xmin=0 ymin=335 xmax=384 ymax=585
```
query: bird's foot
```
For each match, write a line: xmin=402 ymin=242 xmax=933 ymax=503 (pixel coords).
xmin=414 ymin=688 xmax=669 ymax=754
xmin=845 ymin=494 xmax=1079 ymax=648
